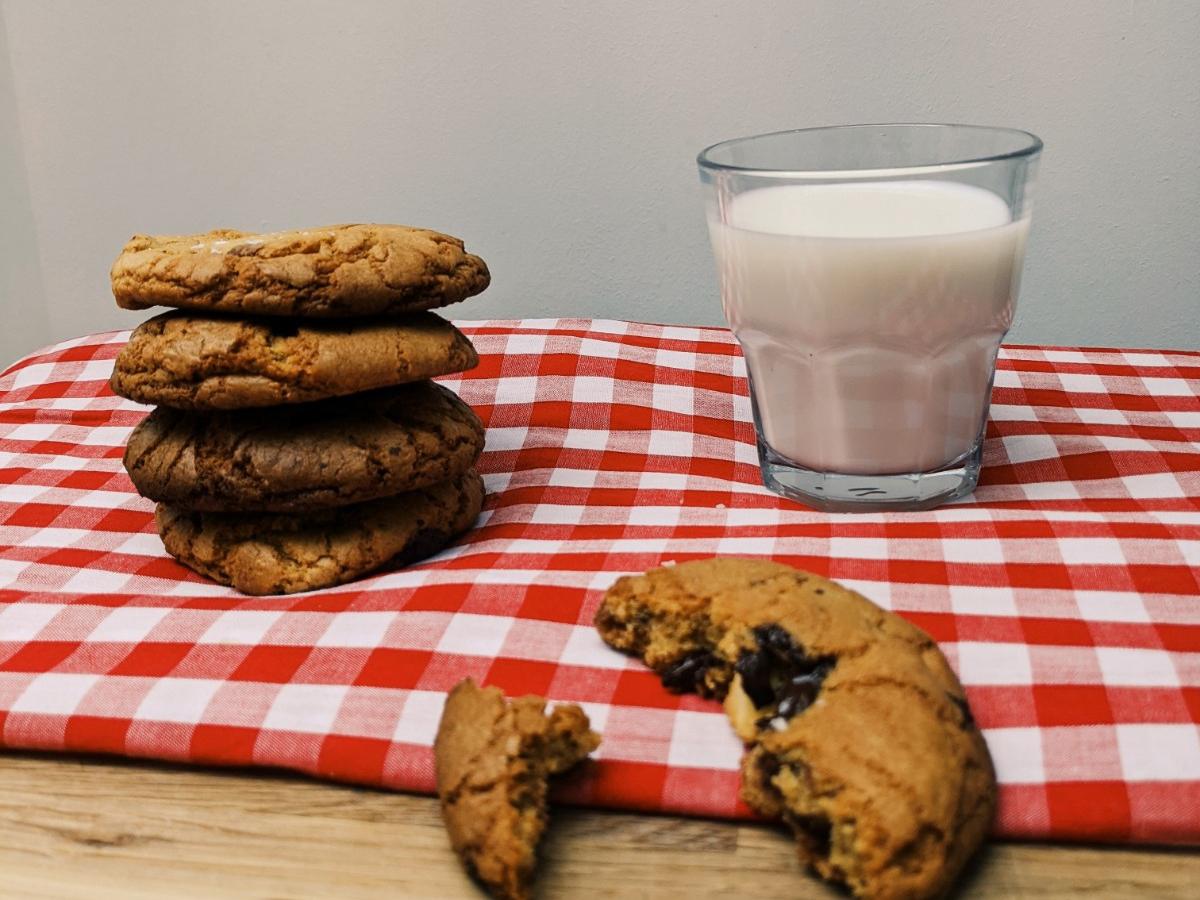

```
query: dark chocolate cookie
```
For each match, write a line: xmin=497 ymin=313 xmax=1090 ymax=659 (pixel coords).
xmin=124 ymin=381 xmax=484 ymax=512
xmin=156 ymin=469 xmax=484 ymax=595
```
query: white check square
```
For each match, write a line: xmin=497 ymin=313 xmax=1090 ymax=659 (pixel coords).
xmin=566 ymin=429 xmax=610 ymax=451
xmin=652 ymin=383 xmax=695 ymax=415
xmin=135 ymin=678 xmax=222 ymax=724
xmin=315 ymin=612 xmax=399 ymax=648
xmin=77 ymin=359 xmax=116 ymax=382
xmin=1096 ymin=647 xmax=1179 ymax=687
xmin=20 ymin=527 xmax=90 ymax=549
xmin=948 ymin=586 xmax=1019 ymax=617
xmin=984 ymin=727 xmax=1045 ymax=784
xmin=60 ymin=568 xmax=131 ymax=593
xmin=987 ymin=403 xmax=1035 ymax=422
xmin=655 ymin=349 xmax=698 ymax=372
xmin=579 ymin=338 xmax=620 ymax=359
xmin=955 ymin=642 xmax=1033 ymax=685
xmin=1074 ymin=591 xmax=1150 ymax=624
xmin=1140 ymin=377 xmax=1195 ymax=398
xmin=88 ymin=607 xmax=172 ymax=643
xmin=1002 ymin=434 xmax=1061 ymax=465
xmin=198 ymin=611 xmax=285 ymax=645
xmin=1116 ymin=724 xmax=1200 ymax=781
xmin=558 ymin=626 xmax=632 ymax=670
xmin=10 ymin=672 xmax=99 ymax=715
xmin=503 ymin=333 xmax=548 ymax=356
xmin=0 ymin=602 xmax=63 ymax=640
xmin=647 ymin=429 xmax=693 ymax=458
xmin=112 ymin=532 xmax=172 ymax=557
xmin=1121 ymin=472 xmax=1188 ymax=499
xmin=392 ymin=690 xmax=448 ymax=746
xmin=9 ymin=363 xmax=55 ymax=390
xmin=828 ymin=537 xmax=890 ymax=560
xmin=531 ymin=504 xmax=586 ymax=525
xmin=625 ymin=505 xmax=680 ymax=529
xmin=1074 ymin=408 xmax=1130 ymax=426
xmin=547 ymin=468 xmax=598 ymax=488
xmin=1055 ymin=538 xmax=1126 ymax=567
xmin=4 ymin=423 xmax=61 ymax=442
xmin=667 ymin=710 xmax=744 ymax=770
xmin=572 ymin=376 xmax=615 ymax=405
xmin=262 ymin=684 xmax=349 ymax=734
xmin=941 ymin=540 xmax=1007 ymax=565
xmin=1056 ymin=374 xmax=1107 ymax=395
xmin=436 ymin=614 xmax=513 ymax=658
xmin=77 ymin=426 xmax=133 ymax=447
xmin=492 ymin=376 xmax=538 ymax=405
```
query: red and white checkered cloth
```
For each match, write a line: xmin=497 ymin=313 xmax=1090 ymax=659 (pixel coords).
xmin=1 ymin=319 xmax=1198 ymax=844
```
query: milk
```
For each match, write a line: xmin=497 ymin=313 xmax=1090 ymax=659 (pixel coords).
xmin=709 ymin=181 xmax=1028 ymax=475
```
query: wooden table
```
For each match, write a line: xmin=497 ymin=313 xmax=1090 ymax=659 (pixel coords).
xmin=1 ymin=753 xmax=1195 ymax=899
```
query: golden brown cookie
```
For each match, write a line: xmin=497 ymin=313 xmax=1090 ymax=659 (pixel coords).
xmin=156 ymin=469 xmax=484 ymax=595
xmin=111 ymin=224 xmax=489 ymax=317
xmin=124 ymin=382 xmax=484 ymax=512
xmin=595 ymin=558 xmax=995 ymax=900
xmin=110 ymin=310 xmax=478 ymax=410
xmin=434 ymin=678 xmax=600 ymax=900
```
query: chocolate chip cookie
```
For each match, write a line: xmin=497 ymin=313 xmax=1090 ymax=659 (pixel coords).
xmin=156 ymin=469 xmax=484 ymax=595
xmin=124 ymin=381 xmax=484 ymax=512
xmin=435 ymin=678 xmax=600 ymax=900
xmin=111 ymin=224 xmax=490 ymax=317
xmin=595 ymin=558 xmax=995 ymax=900
xmin=110 ymin=310 xmax=478 ymax=409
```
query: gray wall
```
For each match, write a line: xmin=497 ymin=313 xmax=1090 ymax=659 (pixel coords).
xmin=2 ymin=0 xmax=1198 ymax=367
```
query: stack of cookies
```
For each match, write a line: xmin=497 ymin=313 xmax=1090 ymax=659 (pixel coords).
xmin=108 ymin=224 xmax=490 ymax=595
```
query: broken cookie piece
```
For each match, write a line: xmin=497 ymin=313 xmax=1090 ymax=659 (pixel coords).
xmin=596 ymin=558 xmax=995 ymax=900
xmin=434 ymin=679 xmax=600 ymax=900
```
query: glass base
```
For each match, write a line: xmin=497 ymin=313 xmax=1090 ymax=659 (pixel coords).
xmin=757 ymin=440 xmax=982 ymax=512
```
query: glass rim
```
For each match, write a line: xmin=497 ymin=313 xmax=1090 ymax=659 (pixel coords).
xmin=697 ymin=123 xmax=1043 ymax=178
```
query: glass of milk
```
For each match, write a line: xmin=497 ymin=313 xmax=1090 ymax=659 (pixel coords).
xmin=699 ymin=123 xmax=1041 ymax=511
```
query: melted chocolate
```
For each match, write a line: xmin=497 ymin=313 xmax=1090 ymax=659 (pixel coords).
xmin=737 ymin=624 xmax=835 ymax=725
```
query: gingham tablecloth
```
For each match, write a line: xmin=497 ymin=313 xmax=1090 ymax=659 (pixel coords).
xmin=1 ymin=318 xmax=1198 ymax=845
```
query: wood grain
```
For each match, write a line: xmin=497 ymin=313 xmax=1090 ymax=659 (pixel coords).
xmin=0 ymin=752 xmax=1196 ymax=899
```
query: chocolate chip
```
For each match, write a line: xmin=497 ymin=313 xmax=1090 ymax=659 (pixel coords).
xmin=660 ymin=651 xmax=718 ymax=693
xmin=792 ymin=814 xmax=832 ymax=858
xmin=754 ymin=623 xmax=795 ymax=654
xmin=735 ymin=650 xmax=775 ymax=706
xmin=737 ymin=624 xmax=835 ymax=725
xmin=948 ymin=693 xmax=976 ymax=730
xmin=757 ymin=752 xmax=781 ymax=781
xmin=776 ymin=680 xmax=820 ymax=719
xmin=593 ymin=608 xmax=619 ymax=631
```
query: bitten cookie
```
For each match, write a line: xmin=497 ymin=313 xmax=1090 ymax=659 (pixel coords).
xmin=595 ymin=558 xmax=995 ymax=900
xmin=124 ymin=382 xmax=484 ymax=512
xmin=111 ymin=224 xmax=490 ymax=317
xmin=110 ymin=310 xmax=478 ymax=409
xmin=156 ymin=469 xmax=484 ymax=595
xmin=434 ymin=679 xmax=600 ymax=900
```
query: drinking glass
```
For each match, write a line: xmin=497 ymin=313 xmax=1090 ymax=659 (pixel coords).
xmin=699 ymin=123 xmax=1041 ymax=511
